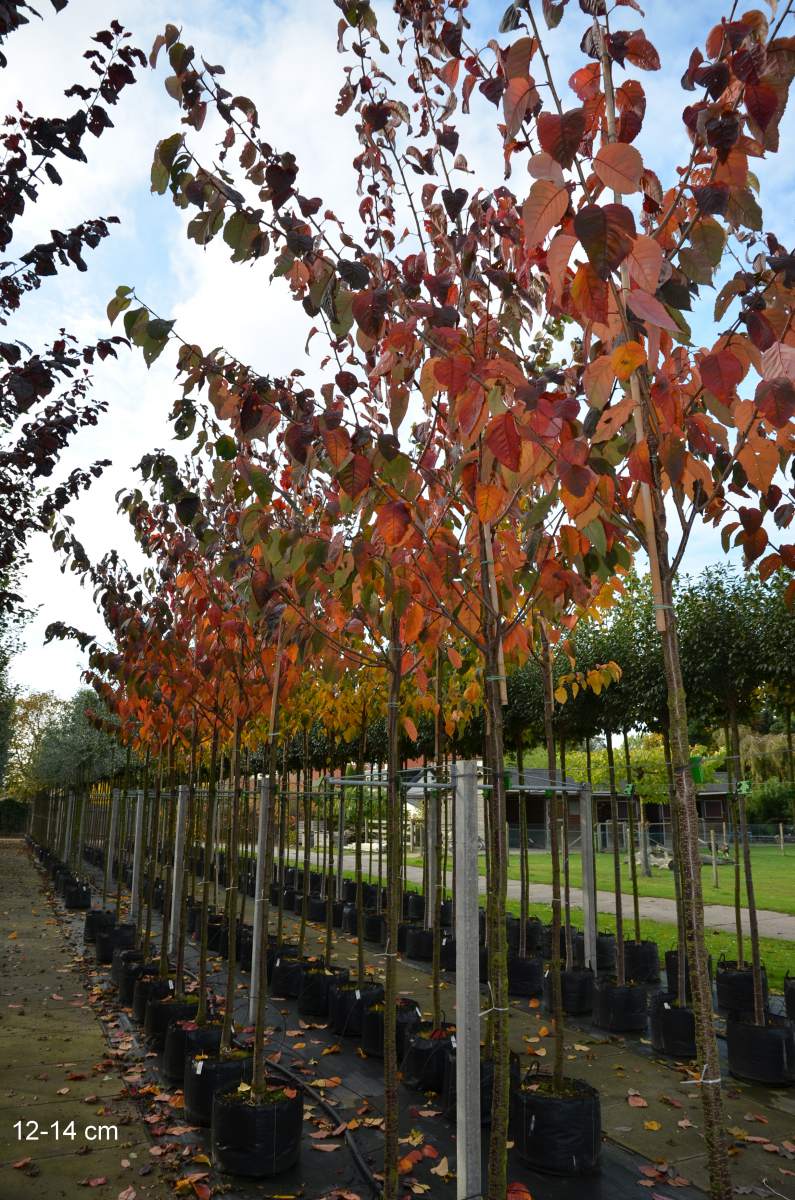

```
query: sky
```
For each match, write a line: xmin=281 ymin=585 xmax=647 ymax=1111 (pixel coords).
xmin=4 ymin=0 xmax=794 ymax=698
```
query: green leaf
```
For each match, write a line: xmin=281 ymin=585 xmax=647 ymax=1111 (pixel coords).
xmin=215 ymin=434 xmax=237 ymax=461
xmin=107 ymin=285 xmax=133 ymax=326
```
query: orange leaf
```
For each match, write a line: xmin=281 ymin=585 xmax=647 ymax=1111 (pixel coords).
xmin=611 ymin=340 xmax=646 ymax=381
xmin=475 ymin=482 xmax=507 ymax=524
xmin=627 ymin=235 xmax=663 ymax=292
xmin=593 ymin=142 xmax=643 ymax=193
xmin=738 ymin=438 xmax=779 ymax=491
xmin=522 ymin=180 xmax=568 ymax=248
xmin=376 ymin=501 xmax=411 ymax=546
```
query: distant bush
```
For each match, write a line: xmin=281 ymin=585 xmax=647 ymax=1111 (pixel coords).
xmin=747 ymin=778 xmax=795 ymax=823
xmin=0 ymin=797 xmax=28 ymax=833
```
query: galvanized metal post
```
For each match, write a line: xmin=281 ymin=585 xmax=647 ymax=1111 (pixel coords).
xmin=454 ymin=760 xmax=482 ymax=1200
xmin=130 ymin=789 xmax=145 ymax=923
xmin=107 ymin=789 xmax=120 ymax=882
xmin=249 ymin=774 xmax=271 ymax=1024
xmin=168 ymin=784 xmax=189 ymax=956
xmin=335 ymin=786 xmax=346 ymax=901
xmin=580 ymin=783 xmax=597 ymax=971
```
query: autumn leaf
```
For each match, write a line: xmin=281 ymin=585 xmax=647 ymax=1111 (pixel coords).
xmin=485 ymin=411 xmax=521 ymax=471
xmin=643 ymin=1120 xmax=662 ymax=1132
xmin=594 ymin=142 xmax=643 ymax=193
xmin=537 ymin=108 xmax=586 ymax=168
xmin=522 ymin=180 xmax=569 ymax=248
xmin=611 ymin=340 xmax=646 ymax=380
xmin=475 ymin=482 xmax=507 ymax=524
xmin=375 ymin=501 xmax=411 ymax=546
xmin=627 ymin=1091 xmax=648 ymax=1107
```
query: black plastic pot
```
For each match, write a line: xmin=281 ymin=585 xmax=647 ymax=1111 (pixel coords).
xmin=282 ymin=886 xmax=297 ymax=911
xmin=162 ymin=1021 xmax=223 ymax=1083
xmin=397 ymin=920 xmax=418 ymax=953
xmin=403 ymin=1023 xmax=456 ymax=1093
xmin=404 ymin=892 xmax=425 ymax=922
xmin=541 ymin=923 xmax=567 ymax=960
xmin=360 ymin=997 xmax=423 ymax=1060
xmin=111 ymin=947 xmax=143 ymax=988
xmin=341 ymin=903 xmax=357 ymax=935
xmin=268 ymin=882 xmax=281 ymax=906
xmin=363 ymin=913 xmax=386 ymax=945
xmin=184 ymin=1051 xmax=253 ymax=1127
xmin=439 ymin=900 xmax=453 ymax=927
xmin=297 ymin=966 xmax=349 ymax=1019
xmin=212 ymin=1079 xmax=303 ymax=1177
xmin=404 ymin=926 xmax=433 ymax=962
xmin=440 ymin=934 xmax=456 ymax=972
xmin=525 ymin=917 xmax=544 ymax=955
xmin=592 ymin=979 xmax=647 ymax=1033
xmin=144 ymin=993 xmax=200 ymax=1051
xmin=727 ymin=1014 xmax=795 ymax=1086
xmin=716 ymin=960 xmax=768 ymax=1016
xmin=84 ymin=908 xmax=115 ymax=945
xmin=574 ymin=931 xmax=616 ymax=973
xmin=664 ymin=950 xmax=713 ymax=1002
xmin=510 ymin=1073 xmax=601 ymax=1174
xmin=132 ymin=974 xmax=172 ymax=1024
xmin=96 ymin=922 xmax=136 ymax=965
xmin=271 ymin=953 xmax=312 ymax=999
xmin=329 ymin=980 xmax=384 ymax=1037
xmin=331 ymin=899 xmax=345 ymax=928
xmin=623 ymin=939 xmax=660 ymax=984
xmin=120 ymin=959 xmax=158 ymax=1007
xmin=442 ymin=1049 xmax=495 ymax=1124
xmin=786 ymin=974 xmax=795 ymax=1021
xmin=508 ymin=955 xmax=544 ymax=998
xmin=649 ymin=992 xmax=696 ymax=1059
xmin=342 ymin=879 xmax=356 ymax=903
xmin=238 ymin=926 xmax=253 ymax=972
xmin=308 ymin=895 xmax=327 ymax=923
xmin=266 ymin=941 xmax=298 ymax=984
xmin=545 ymin=967 xmax=595 ymax=1016
xmin=206 ymin=914 xmax=226 ymax=954
xmin=65 ymin=881 xmax=91 ymax=910
xmin=506 ymin=915 xmax=520 ymax=953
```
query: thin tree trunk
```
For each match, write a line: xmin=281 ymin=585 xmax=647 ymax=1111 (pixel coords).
xmin=220 ymin=717 xmax=242 ymax=1052
xmin=541 ymin=630 xmax=565 ymax=1095
xmin=383 ymin=618 xmax=403 ymax=1200
xmin=196 ymin=726 xmax=219 ymax=1026
xmin=517 ymin=742 xmax=528 ymax=958
xmin=560 ymin=737 xmax=573 ymax=971
xmin=605 ymin=730 xmax=625 ymax=984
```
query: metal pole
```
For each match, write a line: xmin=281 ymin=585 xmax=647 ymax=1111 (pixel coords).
xmin=580 ymin=783 xmax=597 ymax=970
xmin=130 ymin=789 xmax=145 ymax=923
xmin=168 ymin=784 xmax=189 ymax=956
xmin=780 ymin=822 xmax=785 ymax=854
xmin=249 ymin=774 xmax=272 ymax=1024
xmin=335 ymin=786 xmax=346 ymax=901
xmin=107 ymin=789 xmax=120 ymax=884
xmin=710 ymin=829 xmax=718 ymax=888
xmin=454 ymin=760 xmax=482 ymax=1200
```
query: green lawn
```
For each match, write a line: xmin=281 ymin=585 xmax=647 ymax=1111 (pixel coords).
xmin=343 ymin=868 xmax=795 ymax=993
xmin=407 ymin=843 xmax=795 ymax=916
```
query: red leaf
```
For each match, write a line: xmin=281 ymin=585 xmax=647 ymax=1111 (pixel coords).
xmin=376 ymin=501 xmax=411 ymax=546
xmin=537 ymin=108 xmax=586 ymax=168
xmin=503 ymin=77 xmax=537 ymax=140
xmin=558 ymin=439 xmax=593 ymax=497
xmin=623 ymin=30 xmax=661 ymax=71
xmin=700 ymin=349 xmax=743 ymax=400
xmin=338 ymin=453 xmax=371 ymax=499
xmin=756 ymin=377 xmax=795 ymax=429
xmin=485 ymin=411 xmax=521 ymax=471
xmin=351 ymin=287 xmax=388 ymax=338
xmin=745 ymin=81 xmax=779 ymax=133
xmin=626 ymin=289 xmax=678 ymax=332
xmin=522 ymin=180 xmax=569 ymax=248
xmin=593 ymin=142 xmax=643 ymax=194
xmin=574 ymin=203 xmax=635 ymax=279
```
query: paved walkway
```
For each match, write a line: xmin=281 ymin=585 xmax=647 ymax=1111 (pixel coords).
xmin=341 ymin=855 xmax=795 ymax=940
xmin=0 ymin=839 xmax=168 ymax=1200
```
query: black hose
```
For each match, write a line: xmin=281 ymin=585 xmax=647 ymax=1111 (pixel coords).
xmin=264 ymin=1056 xmax=383 ymax=1198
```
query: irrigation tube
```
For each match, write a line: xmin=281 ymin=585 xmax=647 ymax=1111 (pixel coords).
xmin=265 ymin=1056 xmax=383 ymax=1198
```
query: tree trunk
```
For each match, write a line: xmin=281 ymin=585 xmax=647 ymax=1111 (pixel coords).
xmin=605 ymin=730 xmax=625 ymax=984
xmin=160 ymin=743 xmax=177 ymax=980
xmin=541 ymin=630 xmax=565 ymax=1094
xmin=560 ymin=738 xmax=573 ymax=971
xmin=220 ymin=717 xmax=242 ymax=1051
xmin=196 ymin=727 xmax=219 ymax=1025
xmin=517 ymin=742 xmax=528 ymax=958
xmin=383 ymin=619 xmax=403 ymax=1200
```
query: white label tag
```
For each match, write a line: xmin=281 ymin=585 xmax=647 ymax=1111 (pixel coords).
xmin=195 ymin=1060 xmax=204 ymax=1075
xmin=168 ymin=979 xmax=174 ymax=991
xmin=451 ymin=1035 xmax=457 ymax=1049
xmin=355 ymin=989 xmax=361 ymax=1000
xmin=275 ymin=958 xmax=280 ymax=967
